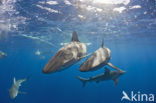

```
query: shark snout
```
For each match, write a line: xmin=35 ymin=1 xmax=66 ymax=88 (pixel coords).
xmin=42 ymin=64 xmax=57 ymax=74
xmin=42 ymin=62 xmax=55 ymax=74
xmin=79 ymin=63 xmax=90 ymax=72
xmin=42 ymin=68 xmax=50 ymax=74
xmin=42 ymin=58 xmax=62 ymax=74
xmin=79 ymin=67 xmax=88 ymax=72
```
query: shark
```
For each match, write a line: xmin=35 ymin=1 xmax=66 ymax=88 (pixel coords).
xmin=9 ymin=77 xmax=29 ymax=99
xmin=0 ymin=50 xmax=7 ymax=59
xmin=34 ymin=49 xmax=53 ymax=60
xmin=79 ymin=40 xmax=122 ymax=72
xmin=77 ymin=67 xmax=125 ymax=87
xmin=42 ymin=31 xmax=87 ymax=73
xmin=35 ymin=49 xmax=53 ymax=56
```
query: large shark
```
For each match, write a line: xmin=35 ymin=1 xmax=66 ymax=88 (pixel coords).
xmin=42 ymin=31 xmax=87 ymax=73
xmin=0 ymin=50 xmax=7 ymax=59
xmin=79 ymin=40 xmax=122 ymax=72
xmin=9 ymin=77 xmax=29 ymax=99
xmin=77 ymin=67 xmax=125 ymax=87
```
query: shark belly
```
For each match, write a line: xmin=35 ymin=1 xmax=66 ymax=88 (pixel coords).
xmin=9 ymin=85 xmax=19 ymax=99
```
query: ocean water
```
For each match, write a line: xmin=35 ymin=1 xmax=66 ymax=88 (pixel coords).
xmin=0 ymin=0 xmax=156 ymax=103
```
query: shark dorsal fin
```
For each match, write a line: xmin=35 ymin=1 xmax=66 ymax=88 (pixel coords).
xmin=104 ymin=67 xmax=110 ymax=75
xmin=71 ymin=31 xmax=80 ymax=42
xmin=101 ymin=39 xmax=104 ymax=48
xmin=13 ymin=77 xmax=16 ymax=84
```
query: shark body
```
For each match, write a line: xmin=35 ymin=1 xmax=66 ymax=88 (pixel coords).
xmin=79 ymin=40 xmax=122 ymax=72
xmin=43 ymin=31 xmax=87 ymax=73
xmin=9 ymin=77 xmax=28 ymax=99
xmin=77 ymin=67 xmax=125 ymax=87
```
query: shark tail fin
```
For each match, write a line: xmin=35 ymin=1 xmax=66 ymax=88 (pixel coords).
xmin=71 ymin=31 xmax=80 ymax=42
xmin=25 ymin=75 xmax=31 ymax=81
xmin=22 ymin=75 xmax=31 ymax=83
xmin=77 ymin=76 xmax=87 ymax=87
xmin=18 ymin=91 xmax=27 ymax=95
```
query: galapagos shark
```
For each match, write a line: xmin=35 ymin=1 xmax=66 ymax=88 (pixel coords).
xmin=42 ymin=31 xmax=87 ymax=73
xmin=77 ymin=67 xmax=125 ymax=87
xmin=0 ymin=51 xmax=7 ymax=59
xmin=79 ymin=40 xmax=122 ymax=72
xmin=9 ymin=77 xmax=29 ymax=99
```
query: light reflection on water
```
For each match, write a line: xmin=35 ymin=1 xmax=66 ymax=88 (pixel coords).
xmin=0 ymin=0 xmax=156 ymax=45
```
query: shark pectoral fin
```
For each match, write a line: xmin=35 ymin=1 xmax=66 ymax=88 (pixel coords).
xmin=107 ymin=62 xmax=121 ymax=71
xmin=18 ymin=91 xmax=27 ymax=95
xmin=113 ymin=78 xmax=118 ymax=86
xmin=86 ymin=53 xmax=92 ymax=57
xmin=78 ymin=53 xmax=91 ymax=59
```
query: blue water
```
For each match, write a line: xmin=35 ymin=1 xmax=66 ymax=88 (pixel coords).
xmin=0 ymin=0 xmax=156 ymax=103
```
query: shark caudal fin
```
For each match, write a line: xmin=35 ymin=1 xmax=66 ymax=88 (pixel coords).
xmin=77 ymin=76 xmax=87 ymax=87
xmin=26 ymin=75 xmax=31 ymax=81
xmin=21 ymin=75 xmax=31 ymax=83
xmin=71 ymin=31 xmax=80 ymax=42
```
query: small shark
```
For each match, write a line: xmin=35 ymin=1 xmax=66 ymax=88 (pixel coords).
xmin=35 ymin=49 xmax=53 ymax=56
xmin=9 ymin=77 xmax=29 ymax=99
xmin=79 ymin=40 xmax=122 ymax=72
xmin=35 ymin=49 xmax=53 ymax=60
xmin=35 ymin=49 xmax=41 ymax=56
xmin=42 ymin=31 xmax=87 ymax=73
xmin=77 ymin=67 xmax=125 ymax=87
xmin=0 ymin=50 xmax=7 ymax=59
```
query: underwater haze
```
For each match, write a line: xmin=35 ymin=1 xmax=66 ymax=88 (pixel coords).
xmin=0 ymin=0 xmax=156 ymax=103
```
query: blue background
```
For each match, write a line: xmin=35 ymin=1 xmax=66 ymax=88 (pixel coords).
xmin=0 ymin=0 xmax=156 ymax=103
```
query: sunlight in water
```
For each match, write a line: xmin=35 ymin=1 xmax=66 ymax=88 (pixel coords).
xmin=92 ymin=0 xmax=130 ymax=5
